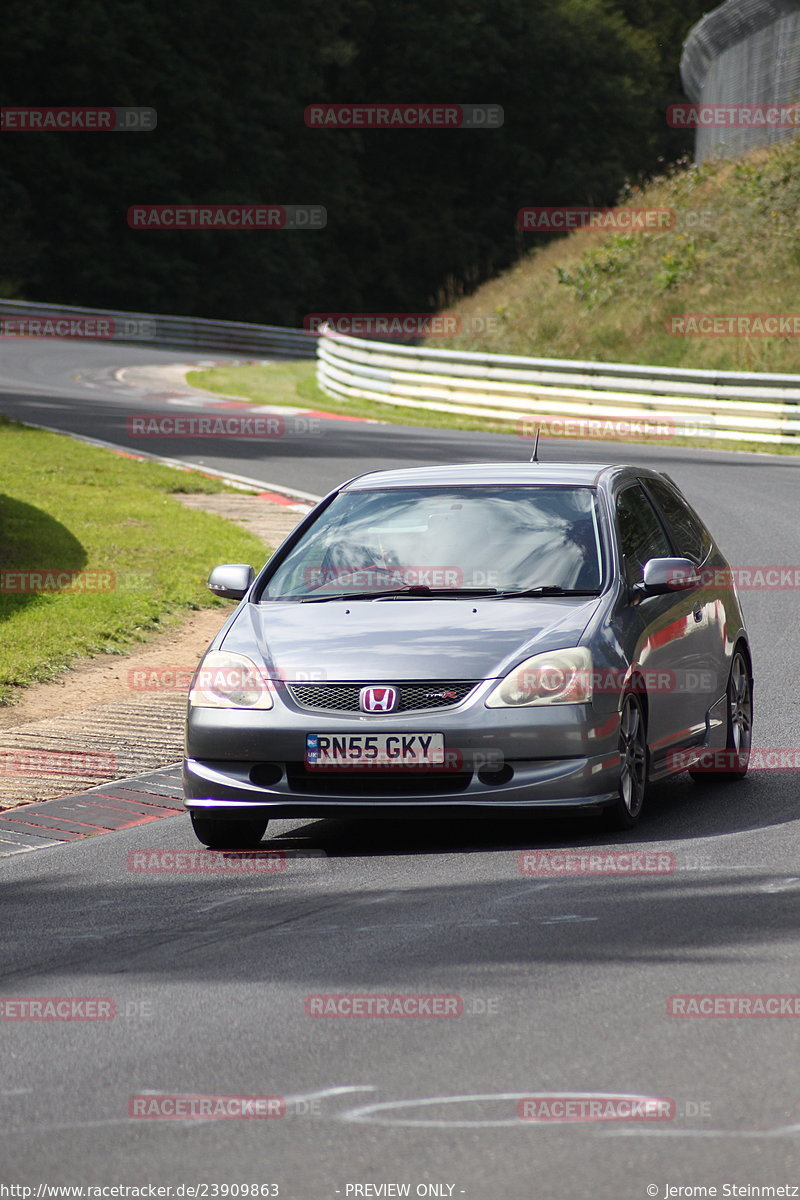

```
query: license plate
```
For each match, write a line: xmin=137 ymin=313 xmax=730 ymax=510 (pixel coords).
xmin=306 ymin=732 xmax=445 ymax=768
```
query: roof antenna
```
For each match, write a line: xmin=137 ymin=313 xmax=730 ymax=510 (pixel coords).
xmin=529 ymin=424 xmax=541 ymax=463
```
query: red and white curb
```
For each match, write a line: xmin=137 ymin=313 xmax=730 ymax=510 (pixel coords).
xmin=114 ymin=361 xmax=370 ymax=422
xmin=0 ymin=766 xmax=185 ymax=856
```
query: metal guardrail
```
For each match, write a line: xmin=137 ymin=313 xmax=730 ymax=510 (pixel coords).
xmin=317 ymin=328 xmax=800 ymax=444
xmin=4 ymin=297 xmax=798 ymax=445
xmin=0 ymin=298 xmax=317 ymax=358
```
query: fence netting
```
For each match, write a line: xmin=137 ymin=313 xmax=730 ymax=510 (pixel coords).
xmin=681 ymin=0 xmax=800 ymax=160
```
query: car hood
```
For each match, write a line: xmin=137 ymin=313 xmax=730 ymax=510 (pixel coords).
xmin=220 ymin=597 xmax=601 ymax=681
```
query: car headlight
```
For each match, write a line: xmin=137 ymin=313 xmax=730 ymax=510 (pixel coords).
xmin=189 ymin=650 xmax=274 ymax=709
xmin=486 ymin=647 xmax=593 ymax=707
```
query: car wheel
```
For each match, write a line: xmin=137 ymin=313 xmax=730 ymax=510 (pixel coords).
xmin=689 ymin=648 xmax=752 ymax=783
xmin=190 ymin=813 xmax=269 ymax=849
xmin=604 ymin=692 xmax=647 ymax=830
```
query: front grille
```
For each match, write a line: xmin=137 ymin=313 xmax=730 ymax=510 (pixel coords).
xmin=285 ymin=681 xmax=478 ymax=713
xmin=286 ymin=764 xmax=473 ymax=795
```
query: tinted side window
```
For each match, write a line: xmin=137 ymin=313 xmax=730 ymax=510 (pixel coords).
xmin=644 ymin=478 xmax=710 ymax=564
xmin=616 ymin=484 xmax=672 ymax=585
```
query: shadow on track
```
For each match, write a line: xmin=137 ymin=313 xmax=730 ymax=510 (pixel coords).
xmin=260 ymin=769 xmax=797 ymax=858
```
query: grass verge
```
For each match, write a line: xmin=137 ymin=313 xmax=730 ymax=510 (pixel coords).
xmin=187 ymin=360 xmax=800 ymax=457
xmin=0 ymin=417 xmax=267 ymax=705
xmin=190 ymin=137 xmax=800 ymax=457
xmin=186 ymin=359 xmax=553 ymax=434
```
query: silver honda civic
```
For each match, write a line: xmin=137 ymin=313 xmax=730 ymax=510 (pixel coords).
xmin=183 ymin=461 xmax=753 ymax=847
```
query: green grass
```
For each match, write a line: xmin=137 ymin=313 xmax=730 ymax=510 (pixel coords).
xmin=187 ymin=359 xmax=573 ymax=436
xmin=189 ymin=140 xmax=800 ymax=457
xmin=188 ymin=359 xmax=325 ymax=414
xmin=0 ymin=418 xmax=267 ymax=705
xmin=188 ymin=355 xmax=800 ymax=458
xmin=425 ymin=136 xmax=800 ymax=374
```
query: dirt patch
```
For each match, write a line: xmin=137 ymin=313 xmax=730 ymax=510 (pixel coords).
xmin=0 ymin=421 xmax=316 ymax=807
xmin=0 ymin=492 xmax=311 ymax=805
xmin=0 ymin=609 xmax=231 ymax=806
xmin=0 ymin=607 xmax=230 ymax=730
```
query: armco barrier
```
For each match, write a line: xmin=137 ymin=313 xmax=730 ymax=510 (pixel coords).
xmin=0 ymin=298 xmax=316 ymax=359
xmin=316 ymin=327 xmax=800 ymax=444
xmin=3 ymin=297 xmax=799 ymax=444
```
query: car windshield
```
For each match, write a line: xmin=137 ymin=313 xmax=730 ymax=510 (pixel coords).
xmin=261 ymin=485 xmax=604 ymax=600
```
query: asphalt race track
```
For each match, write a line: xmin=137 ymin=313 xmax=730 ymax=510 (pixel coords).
xmin=1 ymin=339 xmax=800 ymax=1197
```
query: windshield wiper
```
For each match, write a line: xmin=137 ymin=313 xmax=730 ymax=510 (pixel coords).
xmin=298 ymin=585 xmax=499 ymax=603
xmin=493 ymin=586 xmax=601 ymax=598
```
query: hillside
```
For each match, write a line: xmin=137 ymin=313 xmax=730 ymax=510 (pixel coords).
xmin=427 ymin=136 xmax=800 ymax=374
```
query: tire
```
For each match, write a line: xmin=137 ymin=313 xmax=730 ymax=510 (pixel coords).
xmin=689 ymin=648 xmax=752 ymax=783
xmin=603 ymin=691 xmax=648 ymax=831
xmin=190 ymin=813 xmax=268 ymax=849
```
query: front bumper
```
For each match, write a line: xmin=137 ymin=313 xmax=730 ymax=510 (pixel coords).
xmin=183 ymin=692 xmax=622 ymax=818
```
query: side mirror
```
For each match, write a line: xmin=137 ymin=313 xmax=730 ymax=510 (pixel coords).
xmin=206 ymin=563 xmax=255 ymax=600
xmin=636 ymin=557 xmax=700 ymax=597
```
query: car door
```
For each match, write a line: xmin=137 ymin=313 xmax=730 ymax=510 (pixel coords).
xmin=614 ymin=482 xmax=709 ymax=765
xmin=641 ymin=474 xmax=723 ymax=711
